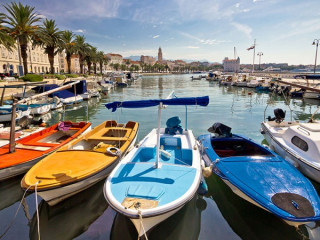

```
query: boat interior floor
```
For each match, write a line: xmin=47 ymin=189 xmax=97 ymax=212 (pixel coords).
xmin=211 ymin=138 xmax=273 ymax=158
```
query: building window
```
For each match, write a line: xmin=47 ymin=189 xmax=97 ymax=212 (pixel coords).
xmin=1 ymin=48 xmax=6 ymax=58
xmin=42 ymin=66 xmax=44 ymax=73
xmin=33 ymin=53 xmax=35 ymax=61
xmin=41 ymin=54 xmax=43 ymax=62
xmin=8 ymin=51 xmax=12 ymax=59
xmin=38 ymin=67 xmax=40 ymax=72
xmin=34 ymin=67 xmax=37 ymax=73
xmin=37 ymin=53 xmax=39 ymax=62
xmin=291 ymin=136 xmax=308 ymax=152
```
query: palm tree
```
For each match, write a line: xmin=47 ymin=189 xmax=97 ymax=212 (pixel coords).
xmin=90 ymin=47 xmax=98 ymax=74
xmin=74 ymin=35 xmax=90 ymax=74
xmin=2 ymin=2 xmax=41 ymax=75
xmin=61 ymin=30 xmax=75 ymax=74
xmin=97 ymin=51 xmax=105 ymax=74
xmin=35 ymin=19 xmax=63 ymax=74
xmin=0 ymin=13 xmax=14 ymax=50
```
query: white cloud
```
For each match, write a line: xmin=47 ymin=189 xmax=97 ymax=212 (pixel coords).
xmin=186 ymin=46 xmax=200 ymax=49
xmin=153 ymin=35 xmax=160 ymax=39
xmin=231 ymin=22 xmax=252 ymax=38
xmin=235 ymin=3 xmax=240 ymax=8
xmin=37 ymin=14 xmax=46 ymax=19
xmin=179 ymin=31 xmax=225 ymax=45
xmin=117 ymin=49 xmax=156 ymax=57
xmin=75 ymin=29 xmax=85 ymax=33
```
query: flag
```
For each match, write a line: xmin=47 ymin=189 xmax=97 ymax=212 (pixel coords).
xmin=247 ymin=45 xmax=255 ymax=51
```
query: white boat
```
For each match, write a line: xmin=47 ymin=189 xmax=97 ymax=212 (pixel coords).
xmin=261 ymin=108 xmax=320 ymax=183
xmin=0 ymin=105 xmax=31 ymax=123
xmin=103 ymin=95 xmax=209 ymax=237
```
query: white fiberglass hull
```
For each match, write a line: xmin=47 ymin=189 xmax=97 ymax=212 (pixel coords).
xmin=0 ymin=157 xmax=42 ymax=181
xmin=261 ymin=122 xmax=320 ymax=183
xmin=61 ymin=95 xmax=83 ymax=105
xmin=303 ymin=91 xmax=320 ymax=99
xmin=0 ymin=109 xmax=30 ymax=123
xmin=131 ymin=206 xmax=183 ymax=237
xmin=30 ymin=104 xmax=51 ymax=115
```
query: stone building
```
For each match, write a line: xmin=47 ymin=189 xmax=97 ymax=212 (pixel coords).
xmin=0 ymin=43 xmax=60 ymax=75
xmin=223 ymin=57 xmax=240 ymax=72
xmin=106 ymin=53 xmax=123 ymax=65
xmin=140 ymin=55 xmax=156 ymax=65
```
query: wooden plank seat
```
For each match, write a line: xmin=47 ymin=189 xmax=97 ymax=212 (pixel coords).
xmin=16 ymin=144 xmax=51 ymax=151
xmin=86 ymin=127 xmax=131 ymax=141
xmin=20 ymin=142 xmax=58 ymax=147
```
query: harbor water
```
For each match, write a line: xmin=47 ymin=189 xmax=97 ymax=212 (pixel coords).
xmin=1 ymin=74 xmax=320 ymax=240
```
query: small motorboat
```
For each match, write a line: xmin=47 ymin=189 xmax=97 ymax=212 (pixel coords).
xmin=261 ymin=108 xmax=320 ymax=183
xmin=21 ymin=120 xmax=138 ymax=206
xmin=198 ymin=122 xmax=320 ymax=226
xmin=0 ymin=104 xmax=31 ymax=123
xmin=103 ymin=95 xmax=209 ymax=237
xmin=0 ymin=121 xmax=91 ymax=181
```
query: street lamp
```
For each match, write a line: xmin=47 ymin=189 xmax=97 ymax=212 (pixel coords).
xmin=312 ymin=39 xmax=320 ymax=74
xmin=257 ymin=52 xmax=263 ymax=71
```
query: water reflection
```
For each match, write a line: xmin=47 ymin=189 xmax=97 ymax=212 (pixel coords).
xmin=0 ymin=174 xmax=25 ymax=211
xmin=110 ymin=194 xmax=205 ymax=240
xmin=29 ymin=180 xmax=108 ymax=240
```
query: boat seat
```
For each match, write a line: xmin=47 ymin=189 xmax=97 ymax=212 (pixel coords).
xmin=21 ymin=142 xmax=58 ymax=147
xmin=87 ymin=127 xmax=131 ymax=141
xmin=16 ymin=144 xmax=51 ymax=151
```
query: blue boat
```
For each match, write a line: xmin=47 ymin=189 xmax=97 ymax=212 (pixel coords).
xmin=103 ymin=95 xmax=209 ymax=237
xmin=198 ymin=122 xmax=320 ymax=226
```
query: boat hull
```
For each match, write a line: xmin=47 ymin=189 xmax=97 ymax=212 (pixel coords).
xmin=37 ymin=159 xmax=118 ymax=206
xmin=0 ymin=156 xmax=43 ymax=181
xmin=130 ymin=206 xmax=183 ymax=236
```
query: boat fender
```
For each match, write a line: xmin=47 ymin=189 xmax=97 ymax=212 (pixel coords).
xmin=106 ymin=147 xmax=122 ymax=157
xmin=202 ymin=164 xmax=213 ymax=178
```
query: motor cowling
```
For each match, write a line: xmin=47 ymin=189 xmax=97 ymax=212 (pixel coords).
xmin=208 ymin=122 xmax=232 ymax=137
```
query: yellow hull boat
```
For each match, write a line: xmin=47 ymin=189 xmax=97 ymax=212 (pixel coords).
xmin=21 ymin=120 xmax=139 ymax=205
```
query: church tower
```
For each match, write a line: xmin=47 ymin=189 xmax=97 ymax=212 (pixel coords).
xmin=158 ymin=47 xmax=163 ymax=62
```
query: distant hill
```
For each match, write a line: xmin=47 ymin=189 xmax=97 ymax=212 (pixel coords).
xmin=127 ymin=56 xmax=141 ymax=61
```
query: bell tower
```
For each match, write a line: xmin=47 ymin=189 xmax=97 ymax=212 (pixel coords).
xmin=158 ymin=47 xmax=163 ymax=62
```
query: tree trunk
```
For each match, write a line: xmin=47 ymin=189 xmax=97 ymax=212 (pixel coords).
xmin=20 ymin=43 xmax=28 ymax=75
xmin=66 ymin=53 xmax=71 ymax=74
xmin=87 ymin=61 xmax=91 ymax=74
xmin=100 ymin=62 xmax=103 ymax=74
xmin=48 ymin=47 xmax=55 ymax=74
xmin=93 ymin=63 xmax=97 ymax=74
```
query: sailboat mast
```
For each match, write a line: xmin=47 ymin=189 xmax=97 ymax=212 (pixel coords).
xmin=155 ymin=102 xmax=163 ymax=168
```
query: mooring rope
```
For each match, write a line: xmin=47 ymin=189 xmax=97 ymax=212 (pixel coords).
xmin=0 ymin=181 xmax=40 ymax=239
xmin=137 ymin=210 xmax=148 ymax=240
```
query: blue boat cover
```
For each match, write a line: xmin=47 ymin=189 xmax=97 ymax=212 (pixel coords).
xmin=105 ymin=96 xmax=209 ymax=112
xmin=32 ymin=84 xmax=77 ymax=99
xmin=63 ymin=80 xmax=87 ymax=94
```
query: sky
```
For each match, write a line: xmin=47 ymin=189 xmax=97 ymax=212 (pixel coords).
xmin=1 ymin=0 xmax=320 ymax=65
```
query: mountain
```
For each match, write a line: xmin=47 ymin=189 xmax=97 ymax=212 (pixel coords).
xmin=127 ymin=56 xmax=141 ymax=61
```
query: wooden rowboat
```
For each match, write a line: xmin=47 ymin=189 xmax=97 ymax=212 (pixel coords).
xmin=21 ymin=120 xmax=139 ymax=206
xmin=0 ymin=121 xmax=91 ymax=181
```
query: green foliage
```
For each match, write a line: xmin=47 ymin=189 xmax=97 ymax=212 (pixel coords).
xmin=65 ymin=74 xmax=78 ymax=78
xmin=55 ymin=74 xmax=66 ymax=80
xmin=21 ymin=74 xmax=43 ymax=82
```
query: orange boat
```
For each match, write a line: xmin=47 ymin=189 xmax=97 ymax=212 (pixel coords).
xmin=0 ymin=121 xmax=91 ymax=181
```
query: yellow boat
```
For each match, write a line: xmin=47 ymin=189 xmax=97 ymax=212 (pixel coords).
xmin=21 ymin=120 xmax=139 ymax=206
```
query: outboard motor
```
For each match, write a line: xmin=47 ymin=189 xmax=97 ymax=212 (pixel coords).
xmin=268 ymin=108 xmax=286 ymax=123
xmin=208 ymin=122 xmax=232 ymax=137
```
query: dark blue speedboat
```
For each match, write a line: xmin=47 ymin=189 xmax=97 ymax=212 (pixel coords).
xmin=198 ymin=123 xmax=320 ymax=226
